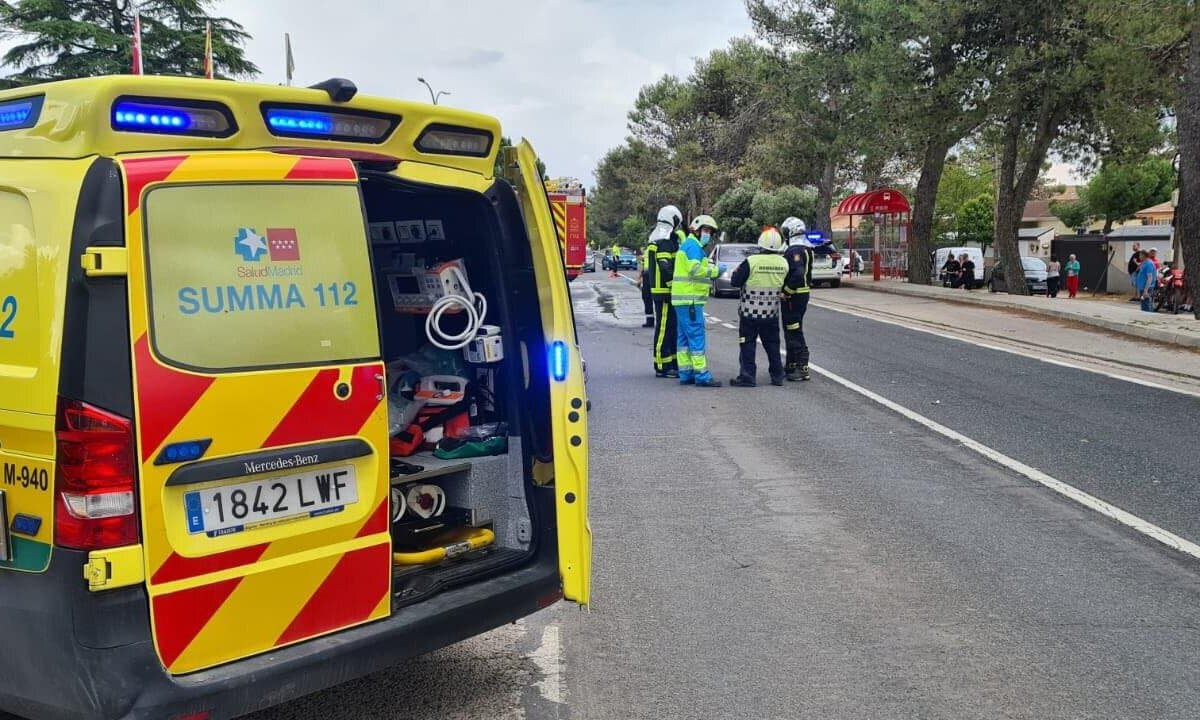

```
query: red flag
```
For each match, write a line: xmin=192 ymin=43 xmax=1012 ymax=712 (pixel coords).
xmin=203 ymin=21 xmax=213 ymax=79
xmin=131 ymin=7 xmax=143 ymax=75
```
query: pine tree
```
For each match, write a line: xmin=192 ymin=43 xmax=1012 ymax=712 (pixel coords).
xmin=0 ymin=0 xmax=258 ymax=88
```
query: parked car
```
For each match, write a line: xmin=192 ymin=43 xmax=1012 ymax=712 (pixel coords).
xmin=988 ymin=256 xmax=1049 ymax=294
xmin=708 ymin=243 xmax=761 ymax=297
xmin=602 ymin=248 xmax=638 ymax=271
xmin=582 ymin=248 xmax=597 ymax=272
xmin=811 ymin=244 xmax=846 ymax=287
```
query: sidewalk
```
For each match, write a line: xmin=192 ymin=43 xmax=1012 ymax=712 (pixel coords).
xmin=842 ymin=278 xmax=1200 ymax=349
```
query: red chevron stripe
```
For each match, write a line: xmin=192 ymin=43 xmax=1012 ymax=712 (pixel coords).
xmin=123 ymin=155 xmax=187 ymax=214
xmin=285 ymin=156 xmax=357 ymax=181
xmin=151 ymin=543 xmax=269 ymax=585
xmin=274 ymin=543 xmax=390 ymax=646
xmin=356 ymin=498 xmax=389 ymax=538
xmin=262 ymin=365 xmax=382 ymax=448
xmin=133 ymin=334 xmax=215 ymax=462
xmin=152 ymin=577 xmax=242 ymax=668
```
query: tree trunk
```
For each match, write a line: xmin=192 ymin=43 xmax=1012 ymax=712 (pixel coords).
xmin=993 ymin=116 xmax=1029 ymax=295
xmin=1103 ymin=216 xmax=1114 ymax=234
xmin=815 ymin=160 xmax=835 ymax=235
xmin=908 ymin=139 xmax=952 ymax=286
xmin=1180 ymin=12 xmax=1200 ymax=318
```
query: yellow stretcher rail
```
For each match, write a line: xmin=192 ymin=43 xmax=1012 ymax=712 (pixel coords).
xmin=392 ymin=527 xmax=495 ymax=566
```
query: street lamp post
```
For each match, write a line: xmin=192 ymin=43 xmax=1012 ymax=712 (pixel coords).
xmin=416 ymin=77 xmax=450 ymax=105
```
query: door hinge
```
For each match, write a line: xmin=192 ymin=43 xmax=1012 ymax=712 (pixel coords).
xmin=81 ymin=246 xmax=128 ymax=277
xmin=83 ymin=544 xmax=145 ymax=591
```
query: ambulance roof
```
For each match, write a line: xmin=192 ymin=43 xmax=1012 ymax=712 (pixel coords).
xmin=0 ymin=75 xmax=502 ymax=177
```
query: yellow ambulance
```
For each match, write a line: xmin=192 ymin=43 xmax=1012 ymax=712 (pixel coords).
xmin=0 ymin=75 xmax=589 ymax=720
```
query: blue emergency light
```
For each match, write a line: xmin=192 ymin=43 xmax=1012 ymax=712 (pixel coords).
xmin=0 ymin=96 xmax=43 ymax=131
xmin=155 ymin=439 xmax=212 ymax=465
xmin=111 ymin=98 xmax=236 ymax=137
xmin=550 ymin=341 xmax=569 ymax=381
xmin=262 ymin=104 xmax=398 ymax=143
xmin=805 ymin=231 xmax=826 ymax=243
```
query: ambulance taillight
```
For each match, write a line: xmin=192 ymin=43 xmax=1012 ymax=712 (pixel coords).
xmin=54 ymin=399 xmax=139 ymax=550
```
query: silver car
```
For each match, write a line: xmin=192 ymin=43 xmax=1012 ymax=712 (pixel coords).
xmin=708 ymin=243 xmax=761 ymax=297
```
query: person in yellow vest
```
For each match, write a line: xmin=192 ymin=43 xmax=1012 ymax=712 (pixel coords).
xmin=647 ymin=205 xmax=684 ymax=377
xmin=609 ymin=242 xmax=621 ymax=278
xmin=671 ymin=214 xmax=724 ymax=387
xmin=729 ymin=227 xmax=790 ymax=387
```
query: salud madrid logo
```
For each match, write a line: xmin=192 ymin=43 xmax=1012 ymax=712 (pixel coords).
xmin=234 ymin=227 xmax=301 ymax=262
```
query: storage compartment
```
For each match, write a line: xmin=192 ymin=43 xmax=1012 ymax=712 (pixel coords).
xmin=359 ymin=171 xmax=535 ymax=602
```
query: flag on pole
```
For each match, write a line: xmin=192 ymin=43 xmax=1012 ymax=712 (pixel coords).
xmin=131 ymin=6 xmax=144 ymax=75
xmin=285 ymin=33 xmax=295 ymax=86
xmin=203 ymin=21 xmax=214 ymax=79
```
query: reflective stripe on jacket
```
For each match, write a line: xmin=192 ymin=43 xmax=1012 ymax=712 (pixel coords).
xmin=734 ymin=252 xmax=788 ymax=318
xmin=783 ymin=244 xmax=814 ymax=295
xmin=647 ymin=228 xmax=681 ymax=295
xmin=670 ymin=235 xmax=717 ymax=306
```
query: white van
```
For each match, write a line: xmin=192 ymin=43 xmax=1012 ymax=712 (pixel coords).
xmin=933 ymin=247 xmax=984 ymax=288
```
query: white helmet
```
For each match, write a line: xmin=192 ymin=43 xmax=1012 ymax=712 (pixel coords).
xmin=689 ymin=214 xmax=718 ymax=233
xmin=758 ymin=226 xmax=785 ymax=253
xmin=780 ymin=216 xmax=806 ymax=240
xmin=656 ymin=205 xmax=683 ymax=229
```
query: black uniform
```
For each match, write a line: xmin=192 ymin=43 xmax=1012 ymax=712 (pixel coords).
xmin=941 ymin=257 xmax=961 ymax=287
xmin=647 ymin=229 xmax=681 ymax=375
xmin=781 ymin=243 xmax=814 ymax=378
xmin=730 ymin=253 xmax=788 ymax=385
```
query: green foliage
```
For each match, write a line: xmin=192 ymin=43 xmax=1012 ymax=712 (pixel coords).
xmin=956 ymin=194 xmax=994 ymax=251
xmin=0 ymin=0 xmax=257 ymax=87
xmin=1083 ymin=157 xmax=1176 ymax=231
xmin=934 ymin=155 xmax=995 ymax=240
xmin=713 ymin=179 xmax=815 ymax=243
xmin=1049 ymin=199 xmax=1093 ymax=232
xmin=615 ymin=215 xmax=650 ymax=251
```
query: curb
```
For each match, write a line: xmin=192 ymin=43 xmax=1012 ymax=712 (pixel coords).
xmin=842 ymin=280 xmax=1200 ymax=350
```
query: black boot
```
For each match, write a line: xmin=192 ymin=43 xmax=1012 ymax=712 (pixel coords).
xmin=798 ymin=365 xmax=811 ymax=381
xmin=770 ymin=376 xmax=784 ymax=386
xmin=785 ymin=367 xmax=800 ymax=382
xmin=729 ymin=376 xmax=756 ymax=387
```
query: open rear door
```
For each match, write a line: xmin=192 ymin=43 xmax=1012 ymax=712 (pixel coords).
xmin=120 ymin=152 xmax=392 ymax=673
xmin=506 ymin=140 xmax=592 ymax=605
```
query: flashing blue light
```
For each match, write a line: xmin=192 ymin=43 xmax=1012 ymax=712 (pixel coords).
xmin=113 ymin=103 xmax=193 ymax=132
xmin=11 ymin=514 xmax=42 ymax=537
xmin=805 ymin=232 xmax=825 ymax=242
xmin=265 ymin=108 xmax=336 ymax=135
xmin=0 ymin=99 xmax=36 ymax=130
xmin=550 ymin=341 xmax=568 ymax=382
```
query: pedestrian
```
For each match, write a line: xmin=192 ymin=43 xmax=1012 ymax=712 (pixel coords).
xmin=639 ymin=245 xmax=654 ymax=328
xmin=609 ymin=242 xmax=620 ymax=279
xmin=1135 ymin=250 xmax=1158 ymax=312
xmin=941 ymin=252 xmax=961 ymax=287
xmin=729 ymin=227 xmax=789 ymax=387
xmin=671 ymin=214 xmax=723 ymax=387
xmin=780 ymin=216 xmax=814 ymax=381
xmin=1149 ymin=247 xmax=1162 ymax=271
xmin=1127 ymin=242 xmax=1142 ymax=301
xmin=850 ymin=249 xmax=863 ymax=276
xmin=647 ymin=206 xmax=683 ymax=378
xmin=1046 ymin=254 xmax=1061 ymax=298
xmin=959 ymin=253 xmax=977 ymax=291
xmin=1064 ymin=253 xmax=1081 ymax=298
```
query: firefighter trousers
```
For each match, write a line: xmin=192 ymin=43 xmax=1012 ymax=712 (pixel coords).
xmin=652 ymin=296 xmax=677 ymax=373
xmin=737 ymin=314 xmax=783 ymax=383
xmin=781 ymin=293 xmax=810 ymax=370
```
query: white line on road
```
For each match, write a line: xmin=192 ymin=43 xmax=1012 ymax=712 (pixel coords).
xmin=811 ymin=300 xmax=1200 ymax=399
xmin=722 ymin=323 xmax=737 ymax=329
xmin=809 ymin=361 xmax=1200 ymax=562
xmin=529 ymin=623 xmax=565 ymax=705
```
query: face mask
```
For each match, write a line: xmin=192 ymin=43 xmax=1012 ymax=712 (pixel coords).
xmin=700 ymin=231 xmax=711 ymax=245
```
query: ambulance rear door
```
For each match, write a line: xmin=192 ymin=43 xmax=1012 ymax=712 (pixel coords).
xmin=505 ymin=140 xmax=592 ymax=605
xmin=119 ymin=151 xmax=392 ymax=674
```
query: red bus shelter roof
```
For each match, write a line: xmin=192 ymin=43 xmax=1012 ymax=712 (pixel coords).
xmin=836 ymin=188 xmax=911 ymax=216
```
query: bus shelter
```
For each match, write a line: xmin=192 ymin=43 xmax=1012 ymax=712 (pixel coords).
xmin=836 ymin=188 xmax=911 ymax=281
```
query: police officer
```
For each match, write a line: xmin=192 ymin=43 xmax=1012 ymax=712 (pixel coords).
xmin=647 ymin=205 xmax=684 ymax=377
xmin=780 ymin=217 xmax=813 ymax=382
xmin=729 ymin=227 xmax=789 ymax=387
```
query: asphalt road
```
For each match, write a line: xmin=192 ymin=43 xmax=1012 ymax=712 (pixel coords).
xmin=217 ymin=275 xmax=1200 ymax=718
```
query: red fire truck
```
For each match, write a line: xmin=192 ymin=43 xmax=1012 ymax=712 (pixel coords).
xmin=545 ymin=177 xmax=587 ymax=280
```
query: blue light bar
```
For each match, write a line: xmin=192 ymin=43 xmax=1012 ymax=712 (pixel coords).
xmin=262 ymin=104 xmax=398 ymax=143
xmin=550 ymin=341 xmax=568 ymax=382
xmin=111 ymin=98 xmax=235 ymax=137
xmin=805 ymin=232 xmax=825 ymax=242
xmin=0 ymin=96 xmax=42 ymax=131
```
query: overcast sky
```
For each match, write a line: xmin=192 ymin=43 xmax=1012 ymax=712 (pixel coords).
xmin=216 ymin=0 xmax=754 ymax=187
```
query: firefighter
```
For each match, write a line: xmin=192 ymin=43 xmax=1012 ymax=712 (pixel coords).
xmin=671 ymin=214 xmax=724 ymax=387
xmin=639 ymin=245 xmax=654 ymax=327
xmin=780 ymin=216 xmax=814 ymax=381
xmin=729 ymin=226 xmax=789 ymax=387
xmin=647 ymin=205 xmax=684 ymax=377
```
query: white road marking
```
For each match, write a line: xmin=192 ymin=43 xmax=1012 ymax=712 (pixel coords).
xmin=811 ymin=300 xmax=1200 ymax=399
xmin=529 ymin=623 xmax=564 ymax=704
xmin=722 ymin=323 xmax=737 ymax=329
xmin=706 ymin=316 xmax=721 ymax=324
xmin=809 ymin=361 xmax=1200 ymax=562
